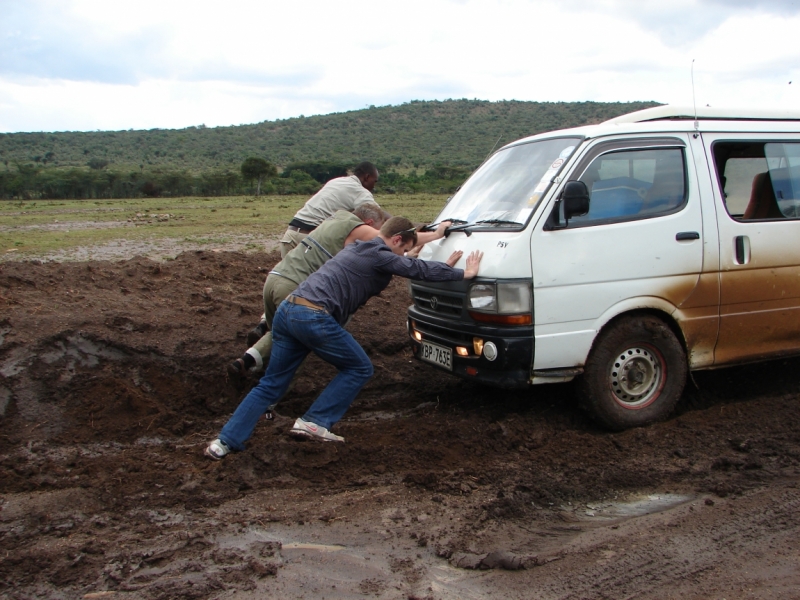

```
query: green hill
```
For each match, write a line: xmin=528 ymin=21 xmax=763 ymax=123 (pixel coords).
xmin=0 ymin=99 xmax=659 ymax=199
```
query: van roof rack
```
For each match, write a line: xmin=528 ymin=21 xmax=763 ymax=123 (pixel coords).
xmin=605 ymin=105 xmax=800 ymax=124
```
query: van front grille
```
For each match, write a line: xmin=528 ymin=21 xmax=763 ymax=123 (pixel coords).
xmin=411 ymin=288 xmax=463 ymax=317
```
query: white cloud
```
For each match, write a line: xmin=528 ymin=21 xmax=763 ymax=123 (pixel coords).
xmin=1 ymin=0 xmax=799 ymax=132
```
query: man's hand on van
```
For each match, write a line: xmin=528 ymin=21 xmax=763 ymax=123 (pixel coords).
xmin=463 ymin=250 xmax=484 ymax=279
xmin=445 ymin=249 xmax=463 ymax=266
xmin=415 ymin=221 xmax=453 ymax=246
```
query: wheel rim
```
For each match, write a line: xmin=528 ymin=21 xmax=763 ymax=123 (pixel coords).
xmin=608 ymin=345 xmax=665 ymax=409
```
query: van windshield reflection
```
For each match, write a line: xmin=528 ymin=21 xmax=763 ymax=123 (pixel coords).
xmin=435 ymin=137 xmax=580 ymax=227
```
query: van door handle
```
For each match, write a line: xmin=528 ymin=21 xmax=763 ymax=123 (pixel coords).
xmin=735 ymin=235 xmax=750 ymax=265
xmin=675 ymin=231 xmax=700 ymax=241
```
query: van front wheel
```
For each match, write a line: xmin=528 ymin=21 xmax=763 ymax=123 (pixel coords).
xmin=578 ymin=316 xmax=687 ymax=431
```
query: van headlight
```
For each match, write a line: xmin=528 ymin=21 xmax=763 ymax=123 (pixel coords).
xmin=467 ymin=281 xmax=532 ymax=325
xmin=468 ymin=282 xmax=531 ymax=312
xmin=468 ymin=284 xmax=496 ymax=309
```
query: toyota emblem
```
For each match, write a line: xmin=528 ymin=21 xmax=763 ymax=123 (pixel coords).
xmin=429 ymin=296 xmax=439 ymax=310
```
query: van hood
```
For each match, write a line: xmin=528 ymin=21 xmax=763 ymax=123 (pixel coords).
xmin=417 ymin=230 xmax=532 ymax=280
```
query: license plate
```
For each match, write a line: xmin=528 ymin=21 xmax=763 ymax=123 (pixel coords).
xmin=419 ymin=340 xmax=452 ymax=371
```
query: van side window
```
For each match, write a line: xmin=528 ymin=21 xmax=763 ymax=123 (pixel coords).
xmin=569 ymin=148 xmax=687 ymax=227
xmin=713 ymin=141 xmax=800 ymax=220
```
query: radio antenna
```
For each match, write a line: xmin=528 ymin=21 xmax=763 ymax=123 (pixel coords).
xmin=691 ymin=59 xmax=699 ymax=132
xmin=479 ymin=135 xmax=504 ymax=168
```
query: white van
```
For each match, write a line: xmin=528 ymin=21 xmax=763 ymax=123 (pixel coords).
xmin=407 ymin=105 xmax=800 ymax=430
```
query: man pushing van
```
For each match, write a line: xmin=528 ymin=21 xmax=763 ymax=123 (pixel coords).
xmin=229 ymin=205 xmax=453 ymax=377
xmin=206 ymin=217 xmax=482 ymax=459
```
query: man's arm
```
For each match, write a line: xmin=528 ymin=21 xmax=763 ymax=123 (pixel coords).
xmin=415 ymin=220 xmax=451 ymax=246
xmin=376 ymin=246 xmax=482 ymax=283
xmin=344 ymin=224 xmax=381 ymax=246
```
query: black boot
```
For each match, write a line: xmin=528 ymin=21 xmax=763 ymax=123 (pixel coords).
xmin=227 ymin=358 xmax=247 ymax=380
xmin=227 ymin=353 xmax=257 ymax=380
xmin=246 ymin=320 xmax=268 ymax=347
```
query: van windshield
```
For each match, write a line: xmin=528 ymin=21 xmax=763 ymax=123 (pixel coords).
xmin=435 ymin=137 xmax=580 ymax=227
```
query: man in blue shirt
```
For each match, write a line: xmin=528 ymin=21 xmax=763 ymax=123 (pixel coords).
xmin=206 ymin=217 xmax=482 ymax=458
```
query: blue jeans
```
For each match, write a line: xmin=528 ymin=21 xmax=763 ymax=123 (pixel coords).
xmin=218 ymin=301 xmax=373 ymax=451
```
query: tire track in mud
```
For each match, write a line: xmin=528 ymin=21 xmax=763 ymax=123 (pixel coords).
xmin=530 ymin=484 xmax=800 ymax=599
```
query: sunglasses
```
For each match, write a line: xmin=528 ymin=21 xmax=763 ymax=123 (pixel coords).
xmin=393 ymin=227 xmax=418 ymax=245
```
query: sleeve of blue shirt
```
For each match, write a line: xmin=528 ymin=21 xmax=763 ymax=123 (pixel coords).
xmin=373 ymin=245 xmax=464 ymax=281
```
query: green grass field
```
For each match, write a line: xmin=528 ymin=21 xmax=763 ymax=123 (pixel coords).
xmin=0 ymin=194 xmax=450 ymax=258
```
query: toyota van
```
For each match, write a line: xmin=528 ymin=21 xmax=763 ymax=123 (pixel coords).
xmin=407 ymin=105 xmax=800 ymax=430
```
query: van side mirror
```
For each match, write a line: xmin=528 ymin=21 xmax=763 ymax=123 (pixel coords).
xmin=563 ymin=181 xmax=590 ymax=218
xmin=545 ymin=180 xmax=590 ymax=230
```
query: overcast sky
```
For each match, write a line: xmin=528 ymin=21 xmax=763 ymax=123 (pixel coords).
xmin=1 ymin=0 xmax=798 ymax=133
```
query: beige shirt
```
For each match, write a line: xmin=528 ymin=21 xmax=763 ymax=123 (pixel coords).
xmin=293 ymin=175 xmax=378 ymax=227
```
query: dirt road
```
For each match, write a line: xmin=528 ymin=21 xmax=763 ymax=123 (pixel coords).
xmin=1 ymin=249 xmax=799 ymax=598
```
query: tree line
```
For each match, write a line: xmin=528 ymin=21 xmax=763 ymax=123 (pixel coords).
xmin=0 ymin=160 xmax=475 ymax=199
xmin=0 ymin=99 xmax=659 ymax=199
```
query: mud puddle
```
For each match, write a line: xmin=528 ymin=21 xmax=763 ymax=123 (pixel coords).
xmin=216 ymin=489 xmax=688 ymax=598
xmin=569 ymin=492 xmax=694 ymax=519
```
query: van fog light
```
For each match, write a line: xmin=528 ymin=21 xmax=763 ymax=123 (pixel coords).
xmin=456 ymin=346 xmax=469 ymax=357
xmin=483 ymin=342 xmax=498 ymax=361
xmin=412 ymin=330 xmax=422 ymax=342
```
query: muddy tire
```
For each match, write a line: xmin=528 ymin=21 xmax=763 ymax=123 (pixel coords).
xmin=577 ymin=315 xmax=687 ymax=431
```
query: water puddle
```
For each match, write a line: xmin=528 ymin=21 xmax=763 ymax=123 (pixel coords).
xmin=204 ymin=490 xmax=698 ymax=598
xmin=39 ymin=334 xmax=127 ymax=367
xmin=575 ymin=493 xmax=694 ymax=519
xmin=350 ymin=402 xmax=438 ymax=422
xmin=216 ymin=526 xmax=349 ymax=555
xmin=282 ymin=542 xmax=347 ymax=552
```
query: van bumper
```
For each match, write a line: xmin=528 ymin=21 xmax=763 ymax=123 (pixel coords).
xmin=407 ymin=306 xmax=533 ymax=389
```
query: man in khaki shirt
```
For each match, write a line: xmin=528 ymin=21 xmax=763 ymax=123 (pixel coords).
xmin=280 ymin=161 xmax=381 ymax=258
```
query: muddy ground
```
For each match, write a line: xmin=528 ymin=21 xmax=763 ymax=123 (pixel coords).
xmin=1 ymin=248 xmax=799 ymax=599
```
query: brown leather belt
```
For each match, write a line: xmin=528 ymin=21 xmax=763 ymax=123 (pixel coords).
xmin=287 ymin=225 xmax=313 ymax=234
xmin=286 ymin=295 xmax=326 ymax=311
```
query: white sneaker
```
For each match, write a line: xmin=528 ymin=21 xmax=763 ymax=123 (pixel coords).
xmin=289 ymin=418 xmax=344 ymax=443
xmin=205 ymin=438 xmax=230 ymax=460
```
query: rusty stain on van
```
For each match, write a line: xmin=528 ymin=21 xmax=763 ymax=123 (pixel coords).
xmin=657 ymin=276 xmax=701 ymax=308
xmin=716 ymin=262 xmax=800 ymax=364
xmin=673 ymin=273 xmax=720 ymax=368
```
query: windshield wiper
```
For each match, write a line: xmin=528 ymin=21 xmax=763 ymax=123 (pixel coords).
xmin=442 ymin=219 xmax=523 ymax=237
xmin=475 ymin=219 xmax=523 ymax=226
xmin=419 ymin=218 xmax=468 ymax=232
xmin=443 ymin=221 xmax=478 ymax=236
